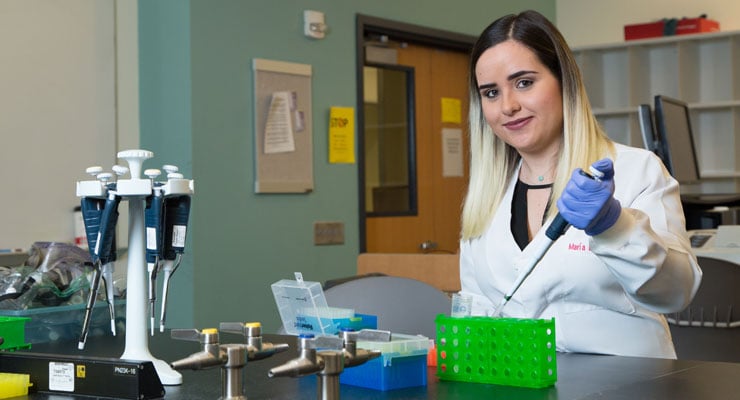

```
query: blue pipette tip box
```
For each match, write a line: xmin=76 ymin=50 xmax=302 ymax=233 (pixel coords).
xmin=340 ymin=333 xmax=430 ymax=391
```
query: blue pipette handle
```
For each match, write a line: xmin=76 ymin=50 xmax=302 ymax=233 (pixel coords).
xmin=97 ymin=191 xmax=121 ymax=265
xmin=163 ymin=195 xmax=191 ymax=258
xmin=544 ymin=168 xmax=602 ymax=241
xmin=80 ymin=197 xmax=105 ymax=263
xmin=545 ymin=214 xmax=569 ymax=241
xmin=145 ymin=192 xmax=165 ymax=263
xmin=158 ymin=195 xmax=191 ymax=332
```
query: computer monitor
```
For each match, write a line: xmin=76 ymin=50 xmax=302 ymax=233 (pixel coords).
xmin=638 ymin=104 xmax=659 ymax=155
xmin=653 ymin=95 xmax=701 ymax=184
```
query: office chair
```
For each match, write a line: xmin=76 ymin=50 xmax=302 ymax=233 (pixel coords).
xmin=323 ymin=275 xmax=451 ymax=339
xmin=666 ymin=256 xmax=740 ymax=362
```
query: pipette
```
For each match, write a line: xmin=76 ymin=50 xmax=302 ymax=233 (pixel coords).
xmin=100 ymin=252 xmax=117 ymax=336
xmin=100 ymin=165 xmax=129 ymax=336
xmin=491 ymin=165 xmax=604 ymax=317
xmin=80 ymin=179 xmax=108 ymax=331
xmin=79 ymin=168 xmax=106 ymax=259
xmin=79 ymin=173 xmax=121 ymax=349
xmin=80 ymin=199 xmax=105 ymax=260
xmin=144 ymin=169 xmax=164 ymax=335
xmin=159 ymin=193 xmax=191 ymax=332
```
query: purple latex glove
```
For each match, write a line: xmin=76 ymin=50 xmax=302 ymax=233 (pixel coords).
xmin=556 ymin=158 xmax=622 ymax=236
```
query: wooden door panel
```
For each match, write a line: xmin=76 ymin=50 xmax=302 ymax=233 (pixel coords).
xmin=429 ymin=48 xmax=470 ymax=253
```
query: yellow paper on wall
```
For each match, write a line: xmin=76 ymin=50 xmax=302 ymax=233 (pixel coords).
xmin=441 ymin=97 xmax=461 ymax=124
xmin=329 ymin=107 xmax=355 ymax=163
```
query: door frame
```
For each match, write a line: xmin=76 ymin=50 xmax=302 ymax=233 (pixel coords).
xmin=355 ymin=15 xmax=476 ymax=252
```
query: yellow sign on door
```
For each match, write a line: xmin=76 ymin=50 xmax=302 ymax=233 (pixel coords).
xmin=441 ymin=97 xmax=461 ymax=124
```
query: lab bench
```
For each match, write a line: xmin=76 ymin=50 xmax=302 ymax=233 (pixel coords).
xmin=7 ymin=332 xmax=740 ymax=399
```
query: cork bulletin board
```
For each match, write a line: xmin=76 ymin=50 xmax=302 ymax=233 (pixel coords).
xmin=252 ymin=58 xmax=313 ymax=193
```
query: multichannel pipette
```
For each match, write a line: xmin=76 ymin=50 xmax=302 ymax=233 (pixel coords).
xmin=159 ymin=192 xmax=191 ymax=332
xmin=491 ymin=165 xmax=604 ymax=317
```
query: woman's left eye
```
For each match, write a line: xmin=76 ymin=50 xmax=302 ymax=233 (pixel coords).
xmin=516 ymin=79 xmax=533 ymax=89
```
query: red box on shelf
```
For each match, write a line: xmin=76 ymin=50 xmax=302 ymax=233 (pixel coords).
xmin=676 ymin=18 xmax=720 ymax=35
xmin=624 ymin=18 xmax=720 ymax=41
xmin=624 ymin=21 xmax=665 ymax=41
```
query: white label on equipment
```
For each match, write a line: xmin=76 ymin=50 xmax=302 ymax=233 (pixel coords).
xmin=172 ymin=225 xmax=187 ymax=247
xmin=146 ymin=227 xmax=157 ymax=250
xmin=49 ymin=362 xmax=75 ymax=392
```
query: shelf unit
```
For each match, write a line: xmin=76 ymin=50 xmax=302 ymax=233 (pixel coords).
xmin=572 ymin=31 xmax=740 ymax=194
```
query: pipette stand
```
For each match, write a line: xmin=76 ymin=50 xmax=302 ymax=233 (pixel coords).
xmin=77 ymin=149 xmax=193 ymax=386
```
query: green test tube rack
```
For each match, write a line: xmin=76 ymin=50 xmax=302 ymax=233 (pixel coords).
xmin=435 ymin=315 xmax=557 ymax=388
xmin=0 ymin=316 xmax=31 ymax=351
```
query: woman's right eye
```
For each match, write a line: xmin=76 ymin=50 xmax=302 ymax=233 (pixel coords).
xmin=482 ymin=88 xmax=498 ymax=99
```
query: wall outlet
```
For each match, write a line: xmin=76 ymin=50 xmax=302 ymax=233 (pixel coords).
xmin=314 ymin=221 xmax=344 ymax=245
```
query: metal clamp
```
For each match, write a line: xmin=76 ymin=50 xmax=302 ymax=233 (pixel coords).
xmin=268 ymin=329 xmax=387 ymax=400
xmin=170 ymin=328 xmax=248 ymax=400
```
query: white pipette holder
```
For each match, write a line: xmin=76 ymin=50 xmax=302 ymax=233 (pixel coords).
xmin=76 ymin=149 xmax=194 ymax=386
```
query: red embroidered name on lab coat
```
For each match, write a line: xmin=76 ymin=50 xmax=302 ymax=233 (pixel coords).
xmin=568 ymin=242 xmax=590 ymax=252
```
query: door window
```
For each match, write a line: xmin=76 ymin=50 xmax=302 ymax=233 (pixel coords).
xmin=363 ymin=63 xmax=417 ymax=216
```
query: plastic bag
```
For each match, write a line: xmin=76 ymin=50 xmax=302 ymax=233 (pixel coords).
xmin=0 ymin=242 xmax=93 ymax=310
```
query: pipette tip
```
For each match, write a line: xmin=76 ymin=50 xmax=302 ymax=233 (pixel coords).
xmin=491 ymin=298 xmax=506 ymax=318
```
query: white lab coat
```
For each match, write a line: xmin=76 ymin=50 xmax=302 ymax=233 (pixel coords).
xmin=460 ymin=143 xmax=702 ymax=359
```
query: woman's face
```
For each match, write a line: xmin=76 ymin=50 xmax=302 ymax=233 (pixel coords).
xmin=475 ymin=40 xmax=563 ymax=157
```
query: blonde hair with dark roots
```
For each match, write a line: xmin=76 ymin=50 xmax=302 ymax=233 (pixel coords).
xmin=461 ymin=10 xmax=614 ymax=240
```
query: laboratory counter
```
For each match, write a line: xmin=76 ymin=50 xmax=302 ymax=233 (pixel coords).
xmin=9 ymin=332 xmax=740 ymax=399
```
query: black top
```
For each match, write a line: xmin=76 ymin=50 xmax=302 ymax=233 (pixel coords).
xmin=511 ymin=179 xmax=553 ymax=250
xmin=19 ymin=332 xmax=740 ymax=399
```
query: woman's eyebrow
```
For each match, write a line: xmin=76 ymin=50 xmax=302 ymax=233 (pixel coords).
xmin=507 ymin=70 xmax=537 ymax=81
xmin=478 ymin=82 xmax=496 ymax=91
xmin=477 ymin=70 xmax=538 ymax=91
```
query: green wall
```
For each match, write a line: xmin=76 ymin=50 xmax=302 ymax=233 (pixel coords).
xmin=139 ymin=0 xmax=555 ymax=333
xmin=139 ymin=1 xmax=193 ymax=329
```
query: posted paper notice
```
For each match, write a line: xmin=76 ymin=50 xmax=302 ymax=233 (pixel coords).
xmin=264 ymin=91 xmax=296 ymax=154
xmin=442 ymin=128 xmax=464 ymax=177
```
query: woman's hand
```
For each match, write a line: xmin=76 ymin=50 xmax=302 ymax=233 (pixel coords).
xmin=557 ymin=158 xmax=622 ymax=236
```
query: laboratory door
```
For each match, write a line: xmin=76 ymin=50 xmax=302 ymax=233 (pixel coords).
xmin=365 ymin=43 xmax=470 ymax=254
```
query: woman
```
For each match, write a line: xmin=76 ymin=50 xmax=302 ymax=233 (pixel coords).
xmin=459 ymin=10 xmax=702 ymax=358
